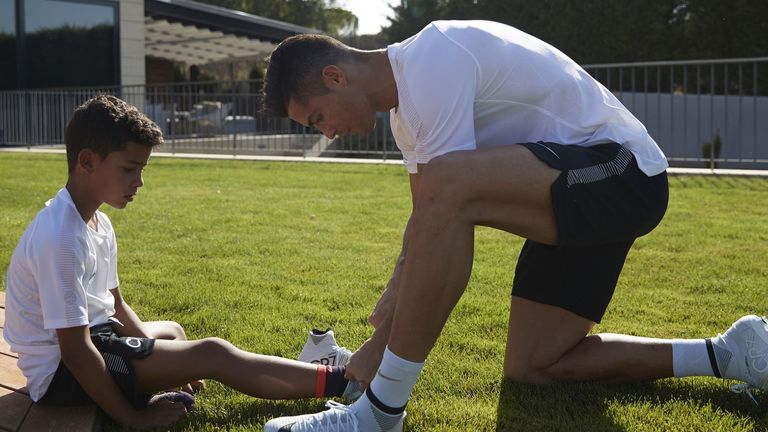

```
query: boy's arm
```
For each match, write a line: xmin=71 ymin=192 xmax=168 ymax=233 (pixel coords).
xmin=56 ymin=325 xmax=186 ymax=428
xmin=109 ymin=287 xmax=150 ymax=338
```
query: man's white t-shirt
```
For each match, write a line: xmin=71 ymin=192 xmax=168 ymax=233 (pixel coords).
xmin=3 ymin=188 xmax=118 ymax=401
xmin=387 ymin=20 xmax=668 ymax=176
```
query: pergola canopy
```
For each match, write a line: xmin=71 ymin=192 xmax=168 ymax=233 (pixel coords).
xmin=144 ymin=0 xmax=318 ymax=65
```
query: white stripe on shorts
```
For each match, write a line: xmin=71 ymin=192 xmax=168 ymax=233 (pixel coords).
xmin=566 ymin=145 xmax=633 ymax=188
xmin=102 ymin=351 xmax=130 ymax=375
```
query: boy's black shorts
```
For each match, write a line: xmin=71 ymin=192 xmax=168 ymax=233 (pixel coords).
xmin=512 ymin=142 xmax=669 ymax=323
xmin=39 ymin=322 xmax=155 ymax=409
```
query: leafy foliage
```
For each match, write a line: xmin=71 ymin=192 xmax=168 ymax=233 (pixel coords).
xmin=382 ymin=0 xmax=768 ymax=63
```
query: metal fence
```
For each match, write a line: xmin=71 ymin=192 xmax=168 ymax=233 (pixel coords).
xmin=0 ymin=79 xmax=398 ymax=159
xmin=1 ymin=57 xmax=767 ymax=168
xmin=584 ymin=57 xmax=768 ymax=169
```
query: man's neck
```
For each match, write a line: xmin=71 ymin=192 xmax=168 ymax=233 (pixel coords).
xmin=65 ymin=177 xmax=100 ymax=224
xmin=363 ymin=50 xmax=399 ymax=112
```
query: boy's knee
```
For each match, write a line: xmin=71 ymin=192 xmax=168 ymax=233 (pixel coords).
xmin=196 ymin=337 xmax=232 ymax=354
xmin=167 ymin=321 xmax=186 ymax=340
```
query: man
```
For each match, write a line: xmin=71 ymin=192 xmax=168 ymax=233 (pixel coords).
xmin=260 ymin=20 xmax=768 ymax=431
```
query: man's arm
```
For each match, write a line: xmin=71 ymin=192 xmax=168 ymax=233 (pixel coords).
xmin=109 ymin=287 xmax=150 ymax=338
xmin=56 ymin=326 xmax=186 ymax=428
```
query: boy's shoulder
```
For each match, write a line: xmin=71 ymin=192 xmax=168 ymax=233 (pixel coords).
xmin=20 ymin=190 xmax=89 ymax=255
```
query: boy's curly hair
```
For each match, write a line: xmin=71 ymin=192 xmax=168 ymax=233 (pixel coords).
xmin=65 ymin=95 xmax=163 ymax=173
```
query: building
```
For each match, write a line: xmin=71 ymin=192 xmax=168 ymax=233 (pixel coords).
xmin=0 ymin=0 xmax=315 ymax=90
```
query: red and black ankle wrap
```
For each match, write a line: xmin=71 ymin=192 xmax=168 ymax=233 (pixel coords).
xmin=315 ymin=365 xmax=350 ymax=398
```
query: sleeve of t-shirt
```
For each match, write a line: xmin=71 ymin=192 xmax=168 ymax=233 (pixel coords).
xmin=34 ymin=234 xmax=90 ymax=329
xmin=402 ymin=29 xmax=478 ymax=168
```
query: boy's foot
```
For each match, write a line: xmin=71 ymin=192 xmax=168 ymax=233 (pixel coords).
xmin=263 ymin=400 xmax=404 ymax=432
xmin=149 ymin=391 xmax=196 ymax=411
xmin=298 ymin=328 xmax=353 ymax=367
xmin=711 ymin=315 xmax=768 ymax=392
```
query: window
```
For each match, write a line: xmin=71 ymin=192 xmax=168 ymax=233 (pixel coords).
xmin=0 ymin=0 xmax=16 ymax=89
xmin=24 ymin=0 xmax=118 ymax=88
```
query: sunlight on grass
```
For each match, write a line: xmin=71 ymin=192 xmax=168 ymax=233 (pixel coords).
xmin=1 ymin=152 xmax=767 ymax=431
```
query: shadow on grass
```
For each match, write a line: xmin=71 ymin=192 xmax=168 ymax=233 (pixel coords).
xmin=495 ymin=379 xmax=765 ymax=432
xmin=103 ymin=397 xmax=329 ymax=431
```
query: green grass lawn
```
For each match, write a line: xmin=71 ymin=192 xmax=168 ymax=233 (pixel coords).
xmin=1 ymin=152 xmax=767 ymax=431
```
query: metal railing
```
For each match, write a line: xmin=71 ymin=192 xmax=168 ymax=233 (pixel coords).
xmin=0 ymin=79 xmax=398 ymax=159
xmin=1 ymin=57 xmax=767 ymax=168
xmin=584 ymin=57 xmax=768 ymax=169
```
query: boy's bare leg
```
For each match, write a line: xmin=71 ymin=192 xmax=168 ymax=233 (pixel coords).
xmin=141 ymin=321 xmax=205 ymax=392
xmin=131 ymin=339 xmax=318 ymax=399
xmin=503 ymin=297 xmax=673 ymax=384
xmin=143 ymin=321 xmax=187 ymax=340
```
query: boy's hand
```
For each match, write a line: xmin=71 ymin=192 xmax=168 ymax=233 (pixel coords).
xmin=181 ymin=379 xmax=206 ymax=394
xmin=129 ymin=398 xmax=188 ymax=429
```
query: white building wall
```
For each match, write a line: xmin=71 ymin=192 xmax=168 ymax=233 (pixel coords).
xmin=119 ymin=0 xmax=145 ymax=87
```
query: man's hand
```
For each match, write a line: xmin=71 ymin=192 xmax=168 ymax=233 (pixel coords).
xmin=127 ymin=397 xmax=188 ymax=429
xmin=369 ymin=283 xmax=397 ymax=329
xmin=344 ymin=337 xmax=386 ymax=389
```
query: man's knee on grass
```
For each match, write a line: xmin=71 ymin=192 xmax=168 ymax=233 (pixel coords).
xmin=504 ymin=335 xmax=605 ymax=384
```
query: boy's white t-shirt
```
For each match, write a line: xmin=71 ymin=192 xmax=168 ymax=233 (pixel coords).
xmin=387 ymin=20 xmax=669 ymax=176
xmin=3 ymin=188 xmax=118 ymax=401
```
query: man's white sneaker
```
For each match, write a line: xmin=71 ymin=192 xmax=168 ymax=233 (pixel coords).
xmin=711 ymin=315 xmax=768 ymax=394
xmin=298 ymin=328 xmax=353 ymax=367
xmin=263 ymin=400 xmax=404 ymax=432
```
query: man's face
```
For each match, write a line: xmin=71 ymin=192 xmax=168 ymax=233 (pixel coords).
xmin=91 ymin=141 xmax=151 ymax=209
xmin=287 ymin=66 xmax=378 ymax=139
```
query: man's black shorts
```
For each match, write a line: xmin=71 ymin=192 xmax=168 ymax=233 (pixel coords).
xmin=39 ymin=322 xmax=155 ymax=408
xmin=512 ymin=142 xmax=668 ymax=323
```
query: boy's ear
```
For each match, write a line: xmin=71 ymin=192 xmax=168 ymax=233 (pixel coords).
xmin=77 ymin=148 xmax=99 ymax=173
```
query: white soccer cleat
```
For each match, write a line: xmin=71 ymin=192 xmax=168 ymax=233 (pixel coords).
xmin=298 ymin=328 xmax=353 ymax=367
xmin=263 ymin=400 xmax=404 ymax=432
xmin=711 ymin=315 xmax=768 ymax=398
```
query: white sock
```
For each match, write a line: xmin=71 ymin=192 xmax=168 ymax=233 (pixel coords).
xmin=672 ymin=339 xmax=716 ymax=377
xmin=351 ymin=346 xmax=424 ymax=431
xmin=369 ymin=347 xmax=424 ymax=408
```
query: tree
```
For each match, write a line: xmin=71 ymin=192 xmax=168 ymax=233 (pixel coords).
xmin=380 ymin=0 xmax=768 ymax=63
xmin=193 ymin=0 xmax=358 ymax=36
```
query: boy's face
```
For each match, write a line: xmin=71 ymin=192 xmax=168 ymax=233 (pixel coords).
xmin=90 ymin=141 xmax=152 ymax=209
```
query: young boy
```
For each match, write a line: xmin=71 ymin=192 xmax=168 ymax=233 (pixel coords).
xmin=2 ymin=95 xmax=359 ymax=429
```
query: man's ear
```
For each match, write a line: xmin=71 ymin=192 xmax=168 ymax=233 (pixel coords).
xmin=77 ymin=148 xmax=99 ymax=173
xmin=321 ymin=65 xmax=347 ymax=89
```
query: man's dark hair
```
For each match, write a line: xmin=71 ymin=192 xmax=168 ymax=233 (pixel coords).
xmin=65 ymin=95 xmax=163 ymax=173
xmin=261 ymin=34 xmax=358 ymax=117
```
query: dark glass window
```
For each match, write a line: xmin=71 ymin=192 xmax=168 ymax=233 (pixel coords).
xmin=24 ymin=0 xmax=117 ymax=88
xmin=0 ymin=0 xmax=16 ymax=89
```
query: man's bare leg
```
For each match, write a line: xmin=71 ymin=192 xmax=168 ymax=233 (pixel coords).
xmin=503 ymin=297 xmax=673 ymax=384
xmin=388 ymin=145 xmax=561 ymax=362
